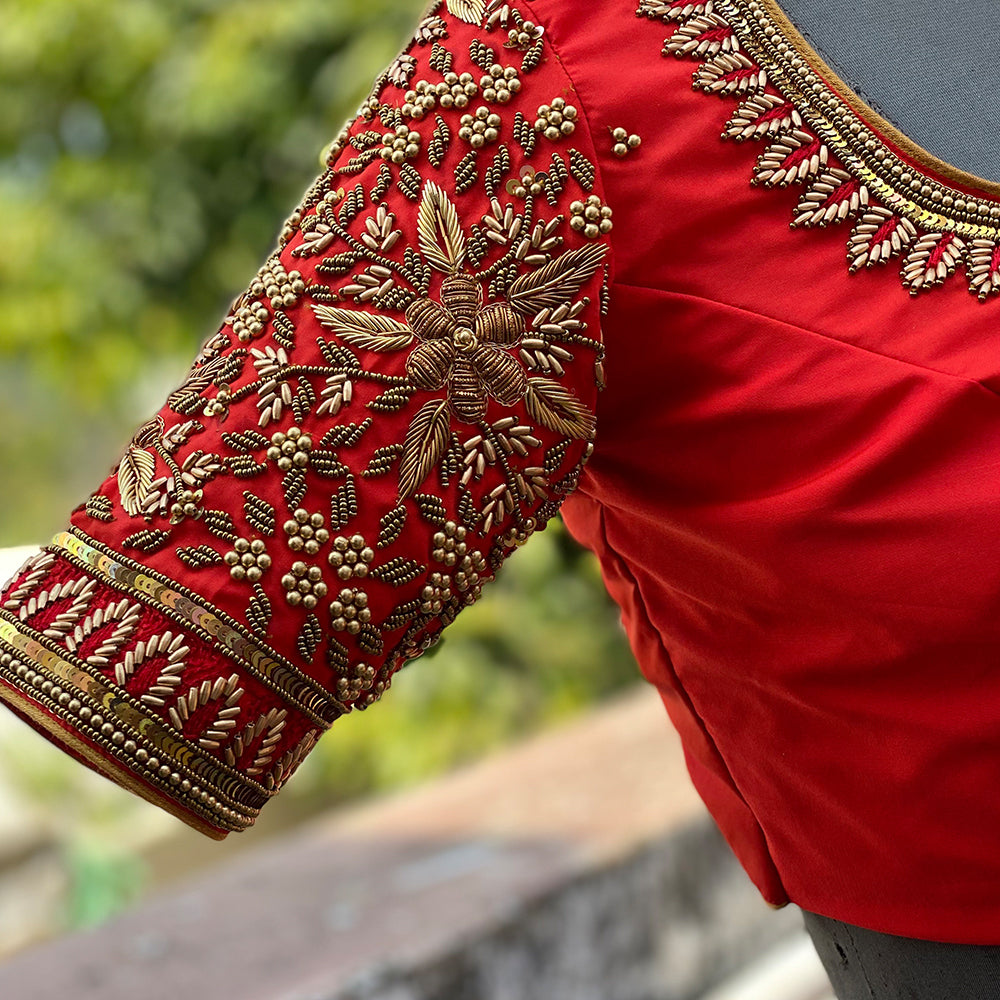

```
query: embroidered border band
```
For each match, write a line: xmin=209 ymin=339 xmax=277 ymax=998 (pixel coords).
xmin=52 ymin=530 xmax=344 ymax=726
xmin=0 ymin=612 xmax=264 ymax=832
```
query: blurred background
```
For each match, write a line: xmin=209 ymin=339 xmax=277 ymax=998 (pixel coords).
xmin=0 ymin=0 xmax=642 ymax=955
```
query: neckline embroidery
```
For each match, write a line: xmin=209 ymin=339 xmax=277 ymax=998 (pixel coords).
xmin=637 ymin=0 xmax=1000 ymax=299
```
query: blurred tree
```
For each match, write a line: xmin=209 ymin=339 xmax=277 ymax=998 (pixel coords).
xmin=0 ymin=0 xmax=428 ymax=542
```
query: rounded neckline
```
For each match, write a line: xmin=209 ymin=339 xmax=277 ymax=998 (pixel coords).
xmin=760 ymin=0 xmax=1000 ymax=198
xmin=719 ymin=0 xmax=1000 ymax=235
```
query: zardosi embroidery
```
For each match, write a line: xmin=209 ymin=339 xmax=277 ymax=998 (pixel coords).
xmin=638 ymin=0 xmax=1000 ymax=299
xmin=0 ymin=0 xmax=612 ymax=834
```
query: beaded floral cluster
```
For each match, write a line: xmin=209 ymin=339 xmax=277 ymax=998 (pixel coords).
xmin=63 ymin=0 xmax=611 ymax=734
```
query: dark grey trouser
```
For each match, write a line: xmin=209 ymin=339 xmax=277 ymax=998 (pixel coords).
xmin=802 ymin=909 xmax=1000 ymax=999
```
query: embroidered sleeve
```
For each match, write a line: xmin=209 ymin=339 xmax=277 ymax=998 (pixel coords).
xmin=0 ymin=0 xmax=612 ymax=838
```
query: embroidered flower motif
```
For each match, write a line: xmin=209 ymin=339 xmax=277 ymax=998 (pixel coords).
xmin=505 ymin=164 xmax=547 ymax=198
xmin=281 ymin=561 xmax=328 ymax=609
xmin=380 ymin=124 xmax=422 ymax=164
xmin=569 ymin=194 xmax=614 ymax=239
xmin=169 ymin=488 xmax=204 ymax=525
xmin=404 ymin=272 xmax=527 ymax=422
xmin=313 ymin=178 xmax=604 ymax=506
xmin=203 ymin=384 xmax=232 ymax=421
xmin=283 ymin=509 xmax=330 ymax=555
xmin=480 ymin=63 xmax=521 ymax=103
xmin=329 ymin=587 xmax=372 ymax=634
xmin=328 ymin=534 xmax=376 ymax=580
xmin=533 ymin=97 xmax=578 ymax=140
xmin=225 ymin=538 xmax=272 ymax=583
xmin=458 ymin=106 xmax=503 ymax=148
xmin=267 ymin=427 xmax=313 ymax=471
xmin=504 ymin=16 xmax=543 ymax=48
xmin=419 ymin=571 xmax=455 ymax=614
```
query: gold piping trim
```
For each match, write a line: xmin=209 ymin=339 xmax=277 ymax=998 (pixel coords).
xmin=0 ymin=614 xmax=266 ymax=829
xmin=758 ymin=0 xmax=1000 ymax=198
xmin=0 ymin=675 xmax=228 ymax=840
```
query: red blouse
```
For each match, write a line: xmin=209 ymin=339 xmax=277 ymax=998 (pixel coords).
xmin=4 ymin=0 xmax=1000 ymax=943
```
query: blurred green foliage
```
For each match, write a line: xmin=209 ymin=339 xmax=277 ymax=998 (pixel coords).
xmin=0 ymin=0 xmax=643 ymax=936
xmin=0 ymin=0 xmax=430 ymax=542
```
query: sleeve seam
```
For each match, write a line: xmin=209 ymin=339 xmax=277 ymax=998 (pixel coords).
xmin=526 ymin=3 xmax=619 ymax=292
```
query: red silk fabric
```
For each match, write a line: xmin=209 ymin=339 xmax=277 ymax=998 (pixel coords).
xmin=5 ymin=0 xmax=1000 ymax=943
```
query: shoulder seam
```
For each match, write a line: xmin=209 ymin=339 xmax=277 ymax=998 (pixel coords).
xmin=522 ymin=0 xmax=619 ymax=291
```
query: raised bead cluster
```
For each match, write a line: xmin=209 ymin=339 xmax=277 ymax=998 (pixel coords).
xmin=224 ymin=538 xmax=272 ymax=583
xmin=419 ymin=572 xmax=454 ymax=615
xmin=570 ymin=194 xmax=614 ymax=239
xmin=267 ymin=426 xmax=312 ymax=471
xmin=534 ymin=97 xmax=577 ymax=140
xmin=281 ymin=561 xmax=329 ymax=609
xmin=250 ymin=258 xmax=306 ymax=310
xmin=611 ymin=127 xmax=642 ymax=157
xmin=459 ymin=106 xmax=503 ymax=147
xmin=479 ymin=64 xmax=521 ymax=103
xmin=380 ymin=124 xmax=422 ymax=164
xmin=329 ymin=588 xmax=372 ymax=634
xmin=203 ymin=384 xmax=232 ymax=420
xmin=507 ymin=19 xmax=543 ymax=49
xmin=439 ymin=71 xmax=478 ymax=108
xmin=502 ymin=517 xmax=537 ymax=549
xmin=431 ymin=522 xmax=469 ymax=567
xmin=505 ymin=164 xmax=547 ymax=198
xmin=335 ymin=661 xmax=378 ymax=703
xmin=401 ymin=79 xmax=440 ymax=119
xmin=231 ymin=298 xmax=270 ymax=343
xmin=284 ymin=509 xmax=330 ymax=555
xmin=327 ymin=534 xmax=375 ymax=580
xmin=456 ymin=551 xmax=488 ymax=600
xmin=169 ymin=488 xmax=203 ymax=525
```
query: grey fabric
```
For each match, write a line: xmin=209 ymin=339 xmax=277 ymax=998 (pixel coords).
xmin=802 ymin=909 xmax=1000 ymax=999
xmin=777 ymin=0 xmax=1000 ymax=182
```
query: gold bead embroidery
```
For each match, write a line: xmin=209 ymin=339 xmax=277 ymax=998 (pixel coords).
xmin=640 ymin=0 xmax=1000 ymax=297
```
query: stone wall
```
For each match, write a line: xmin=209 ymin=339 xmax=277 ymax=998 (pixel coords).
xmin=0 ymin=686 xmax=803 ymax=1000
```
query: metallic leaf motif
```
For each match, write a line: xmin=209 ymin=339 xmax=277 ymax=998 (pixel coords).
xmin=663 ymin=13 xmax=738 ymax=58
xmin=847 ymin=208 xmax=918 ymax=273
xmin=417 ymin=180 xmax=467 ymax=273
xmin=118 ymin=447 xmax=156 ymax=517
xmin=693 ymin=52 xmax=766 ymax=96
xmin=901 ymin=233 xmax=966 ymax=295
xmin=967 ymin=240 xmax=1000 ymax=300
xmin=792 ymin=169 xmax=868 ymax=228
xmin=312 ymin=305 xmax=415 ymax=352
xmin=399 ymin=399 xmax=451 ymax=500
xmin=524 ymin=378 xmax=596 ymax=439
xmin=507 ymin=243 xmax=607 ymax=314
xmin=753 ymin=130 xmax=828 ymax=187
xmin=723 ymin=94 xmax=801 ymax=141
